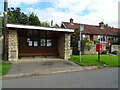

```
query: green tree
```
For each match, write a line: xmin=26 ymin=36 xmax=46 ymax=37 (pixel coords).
xmin=0 ymin=17 xmax=3 ymax=36
xmin=28 ymin=12 xmax=40 ymax=26
xmin=40 ymin=21 xmax=50 ymax=27
xmin=104 ymin=24 xmax=114 ymax=28
xmin=7 ymin=7 xmax=50 ymax=27
xmin=8 ymin=7 xmax=29 ymax=24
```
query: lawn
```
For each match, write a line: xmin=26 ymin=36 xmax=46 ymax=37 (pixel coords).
xmin=0 ymin=55 xmax=11 ymax=75
xmin=70 ymin=55 xmax=119 ymax=67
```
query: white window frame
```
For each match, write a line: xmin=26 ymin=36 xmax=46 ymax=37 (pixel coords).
xmin=98 ymin=35 xmax=107 ymax=43
xmin=108 ymin=37 xmax=118 ymax=41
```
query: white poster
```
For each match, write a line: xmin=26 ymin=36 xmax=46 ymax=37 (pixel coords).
xmin=28 ymin=41 xmax=32 ymax=46
xmin=34 ymin=41 xmax=38 ymax=46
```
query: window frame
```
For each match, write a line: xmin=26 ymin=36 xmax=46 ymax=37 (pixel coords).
xmin=98 ymin=35 xmax=108 ymax=43
xmin=26 ymin=37 xmax=52 ymax=47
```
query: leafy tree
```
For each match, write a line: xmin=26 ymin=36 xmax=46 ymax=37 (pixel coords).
xmin=28 ymin=12 xmax=40 ymax=26
xmin=7 ymin=7 xmax=50 ymax=27
xmin=104 ymin=24 xmax=114 ymax=28
xmin=0 ymin=17 xmax=3 ymax=36
xmin=71 ymin=30 xmax=94 ymax=55
xmin=40 ymin=21 xmax=50 ymax=27
xmin=8 ymin=7 xmax=29 ymax=24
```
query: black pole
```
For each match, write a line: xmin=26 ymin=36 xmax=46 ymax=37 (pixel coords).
xmin=98 ymin=52 xmax=100 ymax=61
xmin=2 ymin=0 xmax=8 ymax=61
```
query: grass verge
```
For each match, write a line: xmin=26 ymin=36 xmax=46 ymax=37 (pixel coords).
xmin=0 ymin=61 xmax=11 ymax=75
xmin=70 ymin=55 xmax=119 ymax=67
xmin=0 ymin=54 xmax=11 ymax=75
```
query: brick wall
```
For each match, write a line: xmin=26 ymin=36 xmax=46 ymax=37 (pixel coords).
xmin=85 ymin=35 xmax=90 ymax=39
xmin=8 ymin=30 xmax=18 ymax=61
xmin=93 ymin=35 xmax=98 ymax=41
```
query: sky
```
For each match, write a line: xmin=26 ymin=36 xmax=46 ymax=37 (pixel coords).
xmin=0 ymin=0 xmax=119 ymax=28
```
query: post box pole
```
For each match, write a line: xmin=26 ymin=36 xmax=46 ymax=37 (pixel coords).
xmin=98 ymin=52 xmax=100 ymax=61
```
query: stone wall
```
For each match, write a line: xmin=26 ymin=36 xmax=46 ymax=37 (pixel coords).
xmin=111 ymin=45 xmax=120 ymax=52
xmin=58 ymin=33 xmax=71 ymax=60
xmin=84 ymin=44 xmax=106 ymax=54
xmin=64 ymin=34 xmax=71 ymax=59
xmin=8 ymin=30 xmax=18 ymax=61
xmin=84 ymin=45 xmax=98 ymax=54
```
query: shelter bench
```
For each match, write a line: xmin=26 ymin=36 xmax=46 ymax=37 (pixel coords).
xmin=18 ymin=53 xmax=57 ymax=58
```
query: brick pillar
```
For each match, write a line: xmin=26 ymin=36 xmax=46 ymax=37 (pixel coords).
xmin=8 ymin=30 xmax=18 ymax=61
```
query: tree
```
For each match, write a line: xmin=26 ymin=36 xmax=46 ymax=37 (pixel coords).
xmin=8 ymin=7 xmax=29 ymax=24
xmin=40 ymin=21 xmax=50 ymax=27
xmin=0 ymin=17 xmax=3 ymax=36
xmin=71 ymin=30 xmax=94 ymax=55
xmin=7 ymin=7 xmax=50 ymax=27
xmin=104 ymin=24 xmax=114 ymax=28
xmin=28 ymin=12 xmax=40 ymax=26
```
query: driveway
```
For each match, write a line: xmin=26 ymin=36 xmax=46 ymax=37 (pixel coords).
xmin=8 ymin=58 xmax=82 ymax=75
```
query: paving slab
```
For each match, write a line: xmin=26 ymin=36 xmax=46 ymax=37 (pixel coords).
xmin=1 ymin=58 xmax=98 ymax=79
xmin=8 ymin=58 xmax=80 ymax=75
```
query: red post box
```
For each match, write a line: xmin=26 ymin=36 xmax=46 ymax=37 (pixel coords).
xmin=96 ymin=44 xmax=102 ymax=52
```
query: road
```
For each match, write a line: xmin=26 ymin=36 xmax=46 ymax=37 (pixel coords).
xmin=2 ymin=67 xmax=119 ymax=88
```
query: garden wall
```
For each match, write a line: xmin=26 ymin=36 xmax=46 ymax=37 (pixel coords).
xmin=111 ymin=45 xmax=120 ymax=52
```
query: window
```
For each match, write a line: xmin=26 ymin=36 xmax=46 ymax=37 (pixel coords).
xmin=28 ymin=41 xmax=33 ymax=46
xmin=40 ymin=39 xmax=46 ymax=46
xmin=109 ymin=37 xmax=118 ymax=41
xmin=34 ymin=41 xmax=38 ymax=47
xmin=27 ymin=38 xmax=33 ymax=46
xmin=47 ymin=39 xmax=52 ymax=47
xmin=98 ymin=35 xmax=107 ymax=43
xmin=26 ymin=38 xmax=52 ymax=47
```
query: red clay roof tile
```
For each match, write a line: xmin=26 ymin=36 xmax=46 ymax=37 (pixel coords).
xmin=62 ymin=22 xmax=120 ymax=36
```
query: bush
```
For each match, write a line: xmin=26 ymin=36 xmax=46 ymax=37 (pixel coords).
xmin=111 ymin=51 xmax=118 ymax=54
xmin=101 ymin=50 xmax=108 ymax=54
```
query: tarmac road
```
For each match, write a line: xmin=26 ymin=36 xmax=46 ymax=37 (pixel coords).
xmin=2 ymin=67 xmax=119 ymax=88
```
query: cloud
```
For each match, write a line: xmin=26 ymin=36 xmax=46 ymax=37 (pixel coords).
xmin=8 ymin=0 xmax=58 ymax=7
xmin=8 ymin=0 xmax=40 ymax=7
xmin=8 ymin=0 xmax=119 ymax=27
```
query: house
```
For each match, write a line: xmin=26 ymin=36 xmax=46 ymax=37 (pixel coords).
xmin=6 ymin=24 xmax=74 ymax=61
xmin=61 ymin=18 xmax=120 ymax=53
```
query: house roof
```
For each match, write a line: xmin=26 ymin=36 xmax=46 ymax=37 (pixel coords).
xmin=61 ymin=22 xmax=120 ymax=36
xmin=7 ymin=23 xmax=74 ymax=33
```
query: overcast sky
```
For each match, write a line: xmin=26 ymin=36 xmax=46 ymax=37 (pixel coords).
xmin=0 ymin=0 xmax=119 ymax=28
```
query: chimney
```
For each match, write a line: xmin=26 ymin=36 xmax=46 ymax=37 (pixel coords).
xmin=70 ymin=18 xmax=73 ymax=24
xmin=51 ymin=20 xmax=53 ymax=27
xmin=99 ymin=21 xmax=104 ymax=29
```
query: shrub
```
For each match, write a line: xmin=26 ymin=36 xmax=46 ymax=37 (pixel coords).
xmin=101 ymin=50 xmax=108 ymax=54
xmin=111 ymin=51 xmax=118 ymax=54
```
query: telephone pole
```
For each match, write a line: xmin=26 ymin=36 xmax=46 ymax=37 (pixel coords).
xmin=2 ymin=0 xmax=8 ymax=60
